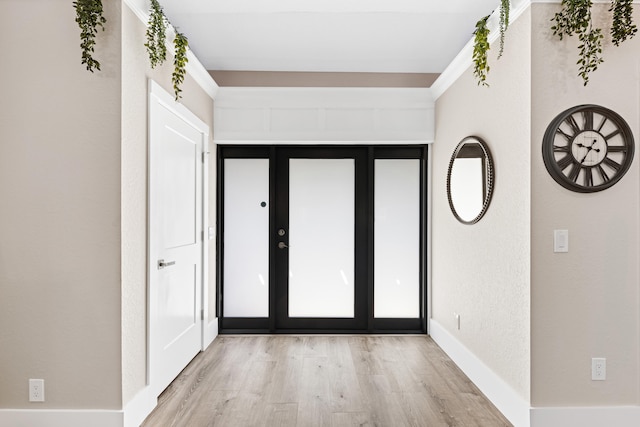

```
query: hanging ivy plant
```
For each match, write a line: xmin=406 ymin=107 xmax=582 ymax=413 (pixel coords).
xmin=145 ymin=0 xmax=168 ymax=68
xmin=172 ymin=32 xmax=189 ymax=100
xmin=551 ymin=0 xmax=636 ymax=85
xmin=498 ymin=0 xmax=511 ymax=58
xmin=551 ymin=0 xmax=603 ymax=85
xmin=144 ymin=1 xmax=189 ymax=101
xmin=610 ymin=0 xmax=637 ymax=46
xmin=550 ymin=0 xmax=591 ymax=39
xmin=73 ymin=0 xmax=106 ymax=72
xmin=473 ymin=15 xmax=491 ymax=86
xmin=576 ymin=25 xmax=604 ymax=85
xmin=472 ymin=2 xmax=511 ymax=86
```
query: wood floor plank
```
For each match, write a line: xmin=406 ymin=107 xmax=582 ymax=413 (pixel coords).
xmin=142 ymin=335 xmax=513 ymax=427
xmin=326 ymin=337 xmax=366 ymax=413
xmin=296 ymin=355 xmax=333 ymax=426
xmin=330 ymin=411 xmax=372 ymax=426
xmin=263 ymin=403 xmax=298 ymax=426
xmin=264 ymin=339 xmax=305 ymax=404
xmin=356 ymin=373 xmax=414 ymax=426
xmin=347 ymin=336 xmax=387 ymax=376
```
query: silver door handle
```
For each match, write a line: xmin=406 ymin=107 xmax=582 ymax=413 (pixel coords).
xmin=277 ymin=242 xmax=289 ymax=249
xmin=158 ymin=259 xmax=176 ymax=269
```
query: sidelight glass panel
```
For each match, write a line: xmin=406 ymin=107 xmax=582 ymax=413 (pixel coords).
xmin=374 ymin=159 xmax=420 ymax=318
xmin=223 ymin=159 xmax=269 ymax=317
xmin=289 ymin=159 xmax=355 ymax=318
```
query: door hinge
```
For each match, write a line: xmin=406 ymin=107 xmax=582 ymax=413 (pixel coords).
xmin=201 ymin=230 xmax=204 ymax=241
xmin=201 ymin=309 xmax=205 ymax=321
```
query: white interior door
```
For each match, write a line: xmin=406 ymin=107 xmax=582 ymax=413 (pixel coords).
xmin=149 ymin=81 xmax=207 ymax=395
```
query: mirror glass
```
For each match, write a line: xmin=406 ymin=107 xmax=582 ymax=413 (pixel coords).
xmin=447 ymin=136 xmax=494 ymax=224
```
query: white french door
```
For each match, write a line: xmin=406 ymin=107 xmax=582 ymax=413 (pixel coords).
xmin=148 ymin=81 xmax=208 ymax=395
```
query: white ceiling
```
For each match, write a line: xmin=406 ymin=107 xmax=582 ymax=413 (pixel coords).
xmin=159 ymin=0 xmax=502 ymax=74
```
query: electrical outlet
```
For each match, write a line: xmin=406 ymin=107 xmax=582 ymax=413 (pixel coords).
xmin=592 ymin=358 xmax=606 ymax=381
xmin=29 ymin=379 xmax=45 ymax=402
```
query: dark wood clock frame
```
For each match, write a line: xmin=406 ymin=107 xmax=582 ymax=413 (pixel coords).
xmin=542 ymin=104 xmax=635 ymax=193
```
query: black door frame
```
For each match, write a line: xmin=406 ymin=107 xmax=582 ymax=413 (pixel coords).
xmin=217 ymin=145 xmax=428 ymax=334
xmin=274 ymin=147 xmax=369 ymax=331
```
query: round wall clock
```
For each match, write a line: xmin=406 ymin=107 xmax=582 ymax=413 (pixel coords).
xmin=542 ymin=104 xmax=635 ymax=193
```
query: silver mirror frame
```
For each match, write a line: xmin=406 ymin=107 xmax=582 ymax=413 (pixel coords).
xmin=446 ymin=136 xmax=495 ymax=225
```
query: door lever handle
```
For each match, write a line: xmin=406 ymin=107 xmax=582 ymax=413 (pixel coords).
xmin=158 ymin=259 xmax=176 ymax=269
xmin=277 ymin=242 xmax=289 ymax=249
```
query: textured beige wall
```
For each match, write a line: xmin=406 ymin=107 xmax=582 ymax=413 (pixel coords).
xmin=432 ymin=9 xmax=532 ymax=401
xmin=121 ymin=3 xmax=215 ymax=405
xmin=530 ymin=3 xmax=640 ymax=406
xmin=0 ymin=0 xmax=122 ymax=409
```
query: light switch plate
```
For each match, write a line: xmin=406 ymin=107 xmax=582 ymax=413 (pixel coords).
xmin=554 ymin=229 xmax=569 ymax=253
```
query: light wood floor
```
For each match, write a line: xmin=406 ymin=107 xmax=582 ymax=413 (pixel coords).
xmin=141 ymin=335 xmax=512 ymax=427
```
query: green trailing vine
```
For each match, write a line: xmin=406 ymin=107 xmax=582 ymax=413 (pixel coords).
xmin=145 ymin=0 xmax=167 ymax=68
xmin=551 ymin=0 xmax=603 ymax=85
xmin=550 ymin=0 xmax=591 ymax=39
xmin=576 ymin=25 xmax=604 ymax=85
xmin=498 ymin=0 xmax=511 ymax=58
xmin=145 ymin=1 xmax=189 ymax=101
xmin=74 ymin=0 xmax=189 ymax=101
xmin=551 ymin=0 xmax=636 ymax=85
xmin=73 ymin=0 xmax=106 ymax=72
xmin=473 ymin=0 xmax=636 ymax=86
xmin=473 ymin=2 xmax=511 ymax=86
xmin=473 ymin=16 xmax=491 ymax=86
xmin=610 ymin=0 xmax=637 ymax=46
xmin=172 ymin=32 xmax=189 ymax=101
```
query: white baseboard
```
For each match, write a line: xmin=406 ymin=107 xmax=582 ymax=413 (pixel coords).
xmin=531 ymin=406 xmax=640 ymax=427
xmin=123 ymin=386 xmax=157 ymax=427
xmin=122 ymin=319 xmax=217 ymax=427
xmin=429 ymin=319 xmax=530 ymax=427
xmin=203 ymin=317 xmax=219 ymax=350
xmin=0 ymin=409 xmax=122 ymax=427
xmin=0 ymin=392 xmax=163 ymax=427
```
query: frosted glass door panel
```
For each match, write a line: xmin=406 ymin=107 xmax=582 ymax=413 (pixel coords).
xmin=374 ymin=159 xmax=420 ymax=318
xmin=289 ymin=159 xmax=355 ymax=318
xmin=224 ymin=159 xmax=269 ymax=317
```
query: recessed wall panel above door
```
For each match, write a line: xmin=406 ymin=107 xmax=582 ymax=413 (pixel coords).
xmin=214 ymin=88 xmax=434 ymax=143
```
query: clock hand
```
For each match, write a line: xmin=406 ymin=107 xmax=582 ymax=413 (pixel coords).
xmin=580 ymin=139 xmax=600 ymax=163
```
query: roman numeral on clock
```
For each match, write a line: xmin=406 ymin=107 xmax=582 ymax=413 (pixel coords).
xmin=556 ymin=155 xmax=574 ymax=171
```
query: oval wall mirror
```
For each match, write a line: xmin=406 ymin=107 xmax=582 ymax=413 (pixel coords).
xmin=446 ymin=136 xmax=494 ymax=225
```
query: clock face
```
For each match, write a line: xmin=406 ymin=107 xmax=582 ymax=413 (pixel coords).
xmin=542 ymin=104 xmax=635 ymax=193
